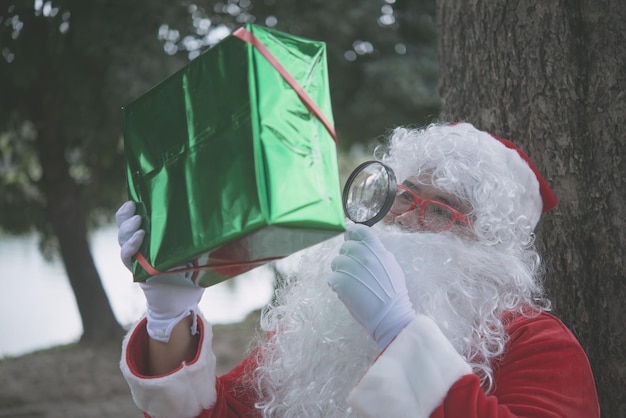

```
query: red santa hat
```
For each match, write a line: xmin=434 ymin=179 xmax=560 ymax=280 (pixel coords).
xmin=488 ymin=133 xmax=558 ymax=214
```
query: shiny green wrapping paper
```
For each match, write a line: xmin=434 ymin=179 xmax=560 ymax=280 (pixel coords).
xmin=122 ymin=24 xmax=345 ymax=287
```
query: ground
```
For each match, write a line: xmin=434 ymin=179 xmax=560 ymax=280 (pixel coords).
xmin=0 ymin=311 xmax=260 ymax=418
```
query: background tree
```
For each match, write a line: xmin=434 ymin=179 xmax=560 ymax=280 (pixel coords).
xmin=0 ymin=0 xmax=187 ymax=344
xmin=437 ymin=1 xmax=625 ymax=415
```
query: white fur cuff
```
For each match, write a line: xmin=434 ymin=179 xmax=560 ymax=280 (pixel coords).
xmin=347 ymin=314 xmax=472 ymax=418
xmin=120 ymin=315 xmax=218 ymax=418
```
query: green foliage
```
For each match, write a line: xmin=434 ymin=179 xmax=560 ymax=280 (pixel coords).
xmin=0 ymin=121 xmax=43 ymax=233
xmin=0 ymin=0 xmax=186 ymax=239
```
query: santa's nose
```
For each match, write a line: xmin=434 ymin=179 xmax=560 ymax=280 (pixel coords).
xmin=394 ymin=210 xmax=425 ymax=232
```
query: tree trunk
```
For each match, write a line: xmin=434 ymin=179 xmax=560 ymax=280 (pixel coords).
xmin=33 ymin=87 xmax=124 ymax=346
xmin=437 ymin=1 xmax=625 ymax=415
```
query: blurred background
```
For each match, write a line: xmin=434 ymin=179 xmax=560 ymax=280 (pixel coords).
xmin=0 ymin=0 xmax=441 ymax=357
xmin=1 ymin=0 xmax=624 ymax=416
xmin=0 ymin=225 xmax=276 ymax=357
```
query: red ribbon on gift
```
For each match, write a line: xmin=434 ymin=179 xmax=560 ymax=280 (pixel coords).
xmin=233 ymin=26 xmax=337 ymax=142
xmin=135 ymin=251 xmax=282 ymax=283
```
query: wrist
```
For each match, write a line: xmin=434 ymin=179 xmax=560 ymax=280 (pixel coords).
xmin=373 ymin=296 xmax=416 ymax=349
xmin=146 ymin=303 xmax=200 ymax=343
xmin=148 ymin=315 xmax=201 ymax=375
xmin=140 ymin=282 xmax=205 ymax=343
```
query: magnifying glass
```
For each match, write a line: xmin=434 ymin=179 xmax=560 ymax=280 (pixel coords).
xmin=342 ymin=161 xmax=397 ymax=226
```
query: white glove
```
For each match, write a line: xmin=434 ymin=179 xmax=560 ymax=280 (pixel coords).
xmin=116 ymin=200 xmax=145 ymax=270
xmin=329 ymin=224 xmax=416 ymax=349
xmin=115 ymin=201 xmax=205 ymax=343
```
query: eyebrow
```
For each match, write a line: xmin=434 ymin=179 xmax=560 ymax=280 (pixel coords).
xmin=402 ymin=180 xmax=465 ymax=212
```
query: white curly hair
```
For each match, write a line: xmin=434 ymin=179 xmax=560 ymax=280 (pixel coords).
xmin=250 ymin=122 xmax=553 ymax=417
xmin=377 ymin=122 xmax=544 ymax=247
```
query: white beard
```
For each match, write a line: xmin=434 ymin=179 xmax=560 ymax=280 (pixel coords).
xmin=252 ymin=224 xmax=547 ymax=418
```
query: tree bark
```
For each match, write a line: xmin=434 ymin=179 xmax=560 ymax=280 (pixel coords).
xmin=27 ymin=13 xmax=124 ymax=344
xmin=33 ymin=86 xmax=124 ymax=345
xmin=437 ymin=1 xmax=625 ymax=415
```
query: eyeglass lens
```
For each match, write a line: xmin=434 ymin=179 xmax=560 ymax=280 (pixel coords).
xmin=422 ymin=203 xmax=455 ymax=231
xmin=392 ymin=190 xmax=455 ymax=232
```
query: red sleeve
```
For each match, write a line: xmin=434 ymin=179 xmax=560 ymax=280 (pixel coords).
xmin=430 ymin=312 xmax=600 ymax=418
xmin=150 ymin=352 xmax=260 ymax=418
xmin=124 ymin=317 xmax=260 ymax=418
xmin=203 ymin=352 xmax=261 ymax=417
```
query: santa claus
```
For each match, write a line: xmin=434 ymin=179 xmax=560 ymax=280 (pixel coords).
xmin=116 ymin=122 xmax=600 ymax=418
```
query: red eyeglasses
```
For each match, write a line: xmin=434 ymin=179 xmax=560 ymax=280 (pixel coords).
xmin=389 ymin=185 xmax=471 ymax=232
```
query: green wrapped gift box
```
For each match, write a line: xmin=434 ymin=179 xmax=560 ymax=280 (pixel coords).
xmin=122 ymin=24 xmax=345 ymax=287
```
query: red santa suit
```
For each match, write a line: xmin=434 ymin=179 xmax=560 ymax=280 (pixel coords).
xmin=121 ymin=309 xmax=600 ymax=418
xmin=119 ymin=122 xmax=600 ymax=418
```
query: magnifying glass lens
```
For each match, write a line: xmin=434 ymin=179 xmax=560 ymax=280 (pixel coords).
xmin=343 ymin=161 xmax=397 ymax=226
